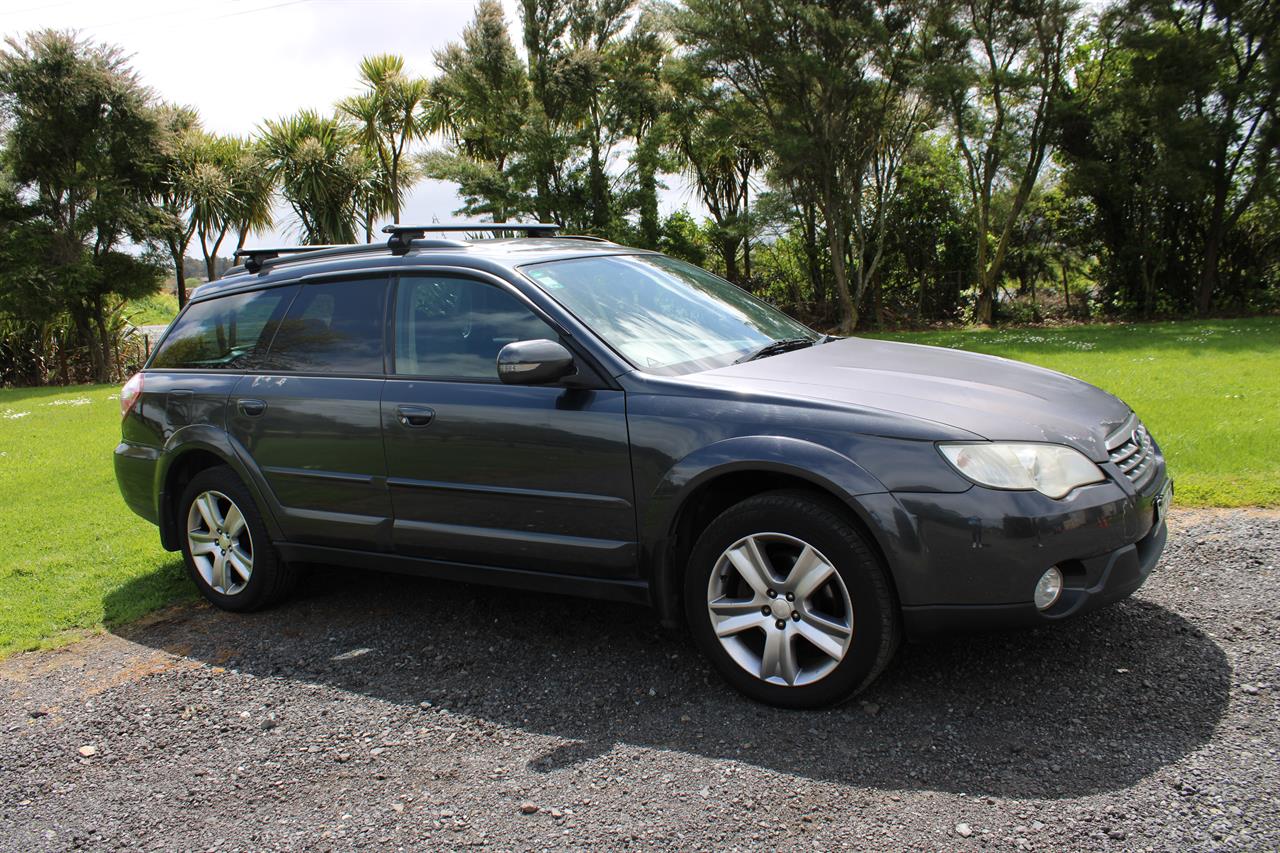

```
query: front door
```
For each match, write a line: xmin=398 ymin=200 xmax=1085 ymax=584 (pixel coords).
xmin=381 ymin=272 xmax=637 ymax=578
xmin=228 ymin=275 xmax=392 ymax=549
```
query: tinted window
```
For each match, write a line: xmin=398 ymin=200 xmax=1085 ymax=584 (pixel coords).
xmin=394 ymin=276 xmax=558 ymax=379
xmin=264 ymin=277 xmax=388 ymax=374
xmin=150 ymin=287 xmax=294 ymax=370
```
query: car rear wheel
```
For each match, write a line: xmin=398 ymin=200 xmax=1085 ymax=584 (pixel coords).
xmin=684 ymin=490 xmax=900 ymax=708
xmin=179 ymin=466 xmax=295 ymax=612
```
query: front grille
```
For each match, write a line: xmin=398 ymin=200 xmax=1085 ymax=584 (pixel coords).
xmin=1106 ymin=414 xmax=1157 ymax=488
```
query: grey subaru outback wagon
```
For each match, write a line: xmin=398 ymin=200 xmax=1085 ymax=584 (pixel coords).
xmin=115 ymin=223 xmax=1171 ymax=707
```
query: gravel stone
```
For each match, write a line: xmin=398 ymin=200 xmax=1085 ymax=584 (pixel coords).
xmin=1 ymin=508 xmax=1277 ymax=850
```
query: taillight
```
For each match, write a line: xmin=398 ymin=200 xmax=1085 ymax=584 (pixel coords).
xmin=120 ymin=372 xmax=144 ymax=417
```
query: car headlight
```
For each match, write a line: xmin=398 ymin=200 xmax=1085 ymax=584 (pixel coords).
xmin=938 ymin=442 xmax=1105 ymax=499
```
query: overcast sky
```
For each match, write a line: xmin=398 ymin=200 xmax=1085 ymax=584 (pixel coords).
xmin=0 ymin=0 xmax=698 ymax=246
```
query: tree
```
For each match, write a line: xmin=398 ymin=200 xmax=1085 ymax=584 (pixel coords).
xmin=230 ymin=140 xmax=276 ymax=255
xmin=564 ymin=0 xmax=635 ymax=231
xmin=666 ymin=62 xmax=762 ymax=284
xmin=339 ymin=54 xmax=431 ymax=233
xmin=518 ymin=0 xmax=577 ymax=224
xmin=0 ymin=30 xmax=166 ymax=382
xmin=926 ymin=0 xmax=1078 ymax=324
xmin=428 ymin=1 xmax=531 ymax=222
xmin=259 ymin=110 xmax=364 ymax=244
xmin=1083 ymin=0 xmax=1278 ymax=315
xmin=155 ymin=105 xmax=201 ymax=307
xmin=674 ymin=0 xmax=927 ymax=332
xmin=882 ymin=135 xmax=975 ymax=321
xmin=186 ymin=134 xmax=243 ymax=283
xmin=610 ymin=11 xmax=669 ymax=248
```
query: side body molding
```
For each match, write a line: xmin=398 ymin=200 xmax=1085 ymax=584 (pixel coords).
xmin=640 ymin=435 xmax=889 ymax=625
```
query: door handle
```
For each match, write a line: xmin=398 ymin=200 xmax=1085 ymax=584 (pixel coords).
xmin=237 ymin=398 xmax=267 ymax=417
xmin=397 ymin=405 xmax=435 ymax=428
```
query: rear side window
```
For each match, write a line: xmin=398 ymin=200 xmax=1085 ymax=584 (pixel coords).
xmin=262 ymin=277 xmax=388 ymax=374
xmin=150 ymin=287 xmax=294 ymax=370
xmin=394 ymin=275 xmax=558 ymax=380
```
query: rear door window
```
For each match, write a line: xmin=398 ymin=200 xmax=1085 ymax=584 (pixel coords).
xmin=150 ymin=286 xmax=295 ymax=370
xmin=262 ymin=277 xmax=388 ymax=374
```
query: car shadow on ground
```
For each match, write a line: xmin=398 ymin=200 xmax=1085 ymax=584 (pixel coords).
xmin=108 ymin=562 xmax=1229 ymax=800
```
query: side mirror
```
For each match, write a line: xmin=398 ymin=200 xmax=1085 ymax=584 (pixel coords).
xmin=496 ymin=339 xmax=576 ymax=385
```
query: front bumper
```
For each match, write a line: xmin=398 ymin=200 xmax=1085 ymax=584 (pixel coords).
xmin=856 ymin=466 xmax=1171 ymax=639
xmin=899 ymin=508 xmax=1166 ymax=636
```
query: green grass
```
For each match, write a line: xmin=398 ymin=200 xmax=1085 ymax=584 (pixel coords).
xmin=0 ymin=385 xmax=191 ymax=658
xmin=0 ymin=317 xmax=1275 ymax=658
xmin=124 ymin=291 xmax=179 ymax=326
xmin=870 ymin=317 xmax=1280 ymax=507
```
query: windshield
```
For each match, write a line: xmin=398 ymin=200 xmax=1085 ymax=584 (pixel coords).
xmin=520 ymin=254 xmax=818 ymax=374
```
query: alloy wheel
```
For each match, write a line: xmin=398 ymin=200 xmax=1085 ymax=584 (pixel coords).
xmin=706 ymin=532 xmax=854 ymax=686
xmin=186 ymin=490 xmax=253 ymax=596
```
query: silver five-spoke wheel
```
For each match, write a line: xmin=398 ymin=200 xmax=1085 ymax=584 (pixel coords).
xmin=707 ymin=532 xmax=854 ymax=687
xmin=187 ymin=490 xmax=253 ymax=596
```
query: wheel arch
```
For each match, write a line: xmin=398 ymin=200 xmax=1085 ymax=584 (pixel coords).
xmin=156 ymin=427 xmax=282 ymax=551
xmin=641 ymin=436 xmax=897 ymax=629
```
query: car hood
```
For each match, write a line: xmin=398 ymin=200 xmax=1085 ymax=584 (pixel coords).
xmin=695 ymin=337 xmax=1132 ymax=461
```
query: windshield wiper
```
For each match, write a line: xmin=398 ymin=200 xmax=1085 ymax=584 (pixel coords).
xmin=734 ymin=337 xmax=818 ymax=364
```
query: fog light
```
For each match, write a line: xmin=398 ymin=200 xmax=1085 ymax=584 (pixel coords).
xmin=1034 ymin=567 xmax=1064 ymax=610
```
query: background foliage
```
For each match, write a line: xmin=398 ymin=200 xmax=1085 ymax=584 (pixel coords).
xmin=1 ymin=0 xmax=1277 ymax=385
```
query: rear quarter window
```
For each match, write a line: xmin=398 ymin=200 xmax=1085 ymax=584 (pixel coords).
xmin=150 ymin=287 xmax=295 ymax=370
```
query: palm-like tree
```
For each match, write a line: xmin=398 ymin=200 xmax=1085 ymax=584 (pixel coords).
xmin=186 ymin=133 xmax=238 ymax=282
xmin=231 ymin=140 xmax=276 ymax=254
xmin=338 ymin=54 xmax=432 ymax=234
xmin=155 ymin=104 xmax=202 ymax=305
xmin=259 ymin=111 xmax=363 ymax=245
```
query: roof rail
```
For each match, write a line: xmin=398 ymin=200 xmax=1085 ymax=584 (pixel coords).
xmin=383 ymin=222 xmax=559 ymax=251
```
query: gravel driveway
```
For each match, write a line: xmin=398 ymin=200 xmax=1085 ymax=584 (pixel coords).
xmin=2 ymin=509 xmax=1276 ymax=851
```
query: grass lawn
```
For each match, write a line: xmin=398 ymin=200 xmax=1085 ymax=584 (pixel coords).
xmin=0 ymin=385 xmax=191 ymax=659
xmin=0 ymin=316 xmax=1276 ymax=658
xmin=124 ymin=291 xmax=179 ymax=326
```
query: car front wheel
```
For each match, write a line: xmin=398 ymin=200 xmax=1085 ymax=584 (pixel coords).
xmin=684 ymin=490 xmax=900 ymax=708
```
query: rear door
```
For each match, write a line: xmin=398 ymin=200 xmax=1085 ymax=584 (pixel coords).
xmin=227 ymin=275 xmax=392 ymax=550
xmin=144 ymin=285 xmax=296 ymax=445
xmin=381 ymin=271 xmax=637 ymax=578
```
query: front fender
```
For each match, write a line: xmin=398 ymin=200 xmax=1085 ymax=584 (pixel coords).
xmin=641 ymin=435 xmax=890 ymax=626
xmin=156 ymin=426 xmax=284 ymax=550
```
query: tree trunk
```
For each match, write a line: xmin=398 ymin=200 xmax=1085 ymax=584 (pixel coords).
xmin=1061 ymin=263 xmax=1070 ymax=316
xmin=975 ymin=268 xmax=995 ymax=325
xmin=171 ymin=247 xmax=188 ymax=309
xmin=1197 ymin=232 xmax=1221 ymax=316
xmin=588 ymin=133 xmax=608 ymax=231
xmin=872 ymin=267 xmax=884 ymax=328
xmin=721 ymin=237 xmax=741 ymax=286
xmin=825 ymin=220 xmax=856 ymax=333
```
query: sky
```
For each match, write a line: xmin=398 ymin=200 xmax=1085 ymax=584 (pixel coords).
xmin=0 ymin=0 xmax=699 ymax=246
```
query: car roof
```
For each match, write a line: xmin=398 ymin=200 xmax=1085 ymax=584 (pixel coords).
xmin=189 ymin=237 xmax=646 ymax=303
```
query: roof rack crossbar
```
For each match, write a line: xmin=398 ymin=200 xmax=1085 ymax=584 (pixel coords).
xmin=383 ymin=222 xmax=559 ymax=250
xmin=233 ymin=244 xmax=348 ymax=273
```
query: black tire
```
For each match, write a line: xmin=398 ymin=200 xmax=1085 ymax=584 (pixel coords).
xmin=177 ymin=465 xmax=296 ymax=612
xmin=684 ymin=490 xmax=900 ymax=708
